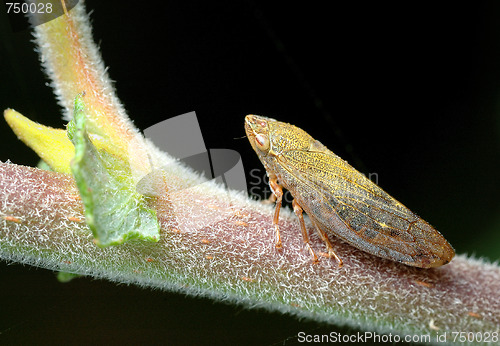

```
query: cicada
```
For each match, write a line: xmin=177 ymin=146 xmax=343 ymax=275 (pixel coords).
xmin=244 ymin=115 xmax=454 ymax=268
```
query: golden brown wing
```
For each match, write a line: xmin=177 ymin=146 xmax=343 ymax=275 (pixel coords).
xmin=277 ymin=147 xmax=454 ymax=268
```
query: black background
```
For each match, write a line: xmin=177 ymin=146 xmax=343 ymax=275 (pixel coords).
xmin=1 ymin=1 xmax=499 ymax=344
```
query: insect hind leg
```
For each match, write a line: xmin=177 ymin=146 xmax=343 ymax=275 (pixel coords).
xmin=292 ymin=199 xmax=318 ymax=263
xmin=310 ymin=219 xmax=343 ymax=267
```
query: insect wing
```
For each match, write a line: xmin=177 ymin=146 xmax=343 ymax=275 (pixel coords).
xmin=279 ymin=146 xmax=454 ymax=268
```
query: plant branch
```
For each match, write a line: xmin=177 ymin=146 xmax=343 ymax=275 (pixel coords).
xmin=1 ymin=161 xmax=499 ymax=342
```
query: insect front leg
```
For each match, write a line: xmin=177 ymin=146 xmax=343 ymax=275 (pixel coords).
xmin=292 ymin=199 xmax=319 ymax=263
xmin=269 ymin=176 xmax=283 ymax=249
xmin=310 ymin=219 xmax=343 ymax=267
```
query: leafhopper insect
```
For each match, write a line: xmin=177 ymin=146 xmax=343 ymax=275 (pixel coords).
xmin=244 ymin=115 xmax=455 ymax=268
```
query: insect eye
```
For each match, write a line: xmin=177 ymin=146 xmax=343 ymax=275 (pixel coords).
xmin=255 ymin=134 xmax=270 ymax=151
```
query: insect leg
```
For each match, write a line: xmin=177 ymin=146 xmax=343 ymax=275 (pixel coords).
xmin=261 ymin=192 xmax=277 ymax=205
xmin=269 ymin=177 xmax=283 ymax=249
xmin=292 ymin=199 xmax=319 ymax=263
xmin=310 ymin=219 xmax=343 ymax=267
